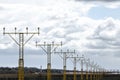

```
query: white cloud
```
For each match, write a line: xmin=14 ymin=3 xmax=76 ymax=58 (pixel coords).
xmin=74 ymin=0 xmax=120 ymax=9
xmin=104 ymin=2 xmax=120 ymax=9
xmin=0 ymin=0 xmax=120 ymax=69
xmin=0 ymin=43 xmax=12 ymax=49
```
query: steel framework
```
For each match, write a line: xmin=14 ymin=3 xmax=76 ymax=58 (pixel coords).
xmin=54 ymin=49 xmax=75 ymax=80
xmin=68 ymin=55 xmax=84 ymax=80
xmin=3 ymin=27 xmax=39 ymax=80
xmin=36 ymin=41 xmax=62 ymax=80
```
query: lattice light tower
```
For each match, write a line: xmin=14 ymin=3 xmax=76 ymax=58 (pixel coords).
xmin=54 ymin=49 xmax=75 ymax=80
xmin=36 ymin=41 xmax=62 ymax=80
xmin=90 ymin=61 xmax=94 ymax=80
xmin=95 ymin=64 xmax=100 ymax=80
xmin=68 ymin=54 xmax=83 ymax=80
xmin=96 ymin=64 xmax=100 ymax=80
xmin=78 ymin=55 xmax=85 ymax=80
xmin=84 ymin=58 xmax=90 ymax=80
xmin=3 ymin=27 xmax=40 ymax=80
xmin=93 ymin=63 xmax=97 ymax=80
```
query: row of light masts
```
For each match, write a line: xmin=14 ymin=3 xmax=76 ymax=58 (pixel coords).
xmin=67 ymin=54 xmax=106 ymax=80
xmin=35 ymin=42 xmax=107 ymax=80
xmin=2 ymin=27 xmax=106 ymax=80
xmin=53 ymin=49 xmax=106 ymax=80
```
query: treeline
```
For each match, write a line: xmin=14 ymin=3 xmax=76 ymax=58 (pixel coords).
xmin=0 ymin=67 xmax=76 ymax=74
xmin=0 ymin=67 xmax=40 ymax=74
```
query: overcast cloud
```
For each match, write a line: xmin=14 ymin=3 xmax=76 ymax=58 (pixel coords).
xmin=0 ymin=0 xmax=120 ymax=70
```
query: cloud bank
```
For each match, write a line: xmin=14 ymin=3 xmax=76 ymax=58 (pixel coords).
xmin=0 ymin=0 xmax=120 ymax=69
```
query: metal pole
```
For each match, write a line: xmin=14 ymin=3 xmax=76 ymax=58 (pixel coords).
xmin=47 ymin=44 xmax=51 ymax=80
xmin=97 ymin=67 xmax=100 ymax=80
xmin=86 ymin=59 xmax=89 ymax=80
xmin=73 ymin=57 xmax=76 ymax=80
xmin=95 ymin=65 xmax=99 ymax=80
xmin=93 ymin=64 xmax=97 ymax=80
xmin=95 ymin=67 xmax=97 ymax=80
xmin=90 ymin=66 xmax=93 ymax=80
xmin=93 ymin=67 xmax=95 ymax=80
xmin=79 ymin=55 xmax=85 ymax=80
xmin=90 ymin=61 xmax=94 ymax=80
xmin=18 ymin=33 xmax=24 ymax=80
xmin=63 ymin=52 xmax=66 ymax=80
xmin=81 ymin=59 xmax=83 ymax=80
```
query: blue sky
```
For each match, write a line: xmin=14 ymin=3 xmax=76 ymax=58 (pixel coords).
xmin=88 ymin=6 xmax=120 ymax=19
xmin=0 ymin=0 xmax=120 ymax=71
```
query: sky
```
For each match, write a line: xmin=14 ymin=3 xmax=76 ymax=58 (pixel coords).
xmin=0 ymin=0 xmax=120 ymax=71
